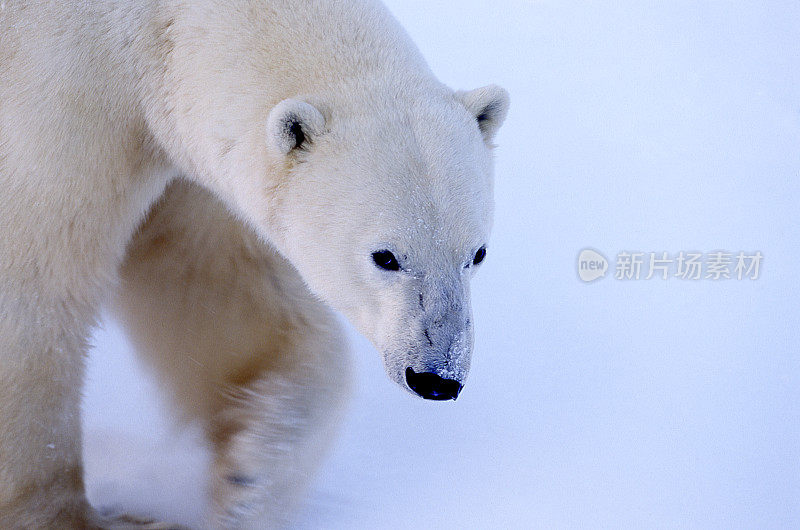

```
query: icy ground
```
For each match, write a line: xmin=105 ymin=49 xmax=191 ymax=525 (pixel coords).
xmin=84 ymin=1 xmax=800 ymax=528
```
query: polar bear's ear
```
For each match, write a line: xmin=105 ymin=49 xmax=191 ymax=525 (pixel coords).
xmin=456 ymin=85 xmax=510 ymax=145
xmin=266 ymin=99 xmax=326 ymax=155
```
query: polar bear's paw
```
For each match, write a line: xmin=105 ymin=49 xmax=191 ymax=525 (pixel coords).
xmin=101 ymin=512 xmax=190 ymax=530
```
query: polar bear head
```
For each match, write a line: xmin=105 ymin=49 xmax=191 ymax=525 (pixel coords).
xmin=260 ymin=84 xmax=508 ymax=400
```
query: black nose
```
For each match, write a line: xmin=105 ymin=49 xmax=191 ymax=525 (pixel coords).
xmin=405 ymin=367 xmax=462 ymax=401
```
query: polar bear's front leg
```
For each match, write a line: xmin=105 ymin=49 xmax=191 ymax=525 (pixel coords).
xmin=208 ymin=362 xmax=349 ymax=529
xmin=0 ymin=289 xmax=98 ymax=528
xmin=115 ymin=180 xmax=351 ymax=528
xmin=0 ymin=298 xmax=184 ymax=529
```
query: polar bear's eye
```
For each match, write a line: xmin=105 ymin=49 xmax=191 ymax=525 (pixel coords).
xmin=372 ymin=250 xmax=401 ymax=271
xmin=473 ymin=246 xmax=487 ymax=266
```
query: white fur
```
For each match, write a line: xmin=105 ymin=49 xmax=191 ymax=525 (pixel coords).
xmin=0 ymin=0 xmax=507 ymax=527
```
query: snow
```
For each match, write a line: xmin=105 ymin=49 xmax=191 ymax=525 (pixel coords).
xmin=83 ymin=1 xmax=800 ymax=528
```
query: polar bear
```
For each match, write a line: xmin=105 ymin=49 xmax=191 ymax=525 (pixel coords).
xmin=0 ymin=0 xmax=508 ymax=527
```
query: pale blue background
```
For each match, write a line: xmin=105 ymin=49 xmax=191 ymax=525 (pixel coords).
xmin=83 ymin=1 xmax=800 ymax=528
